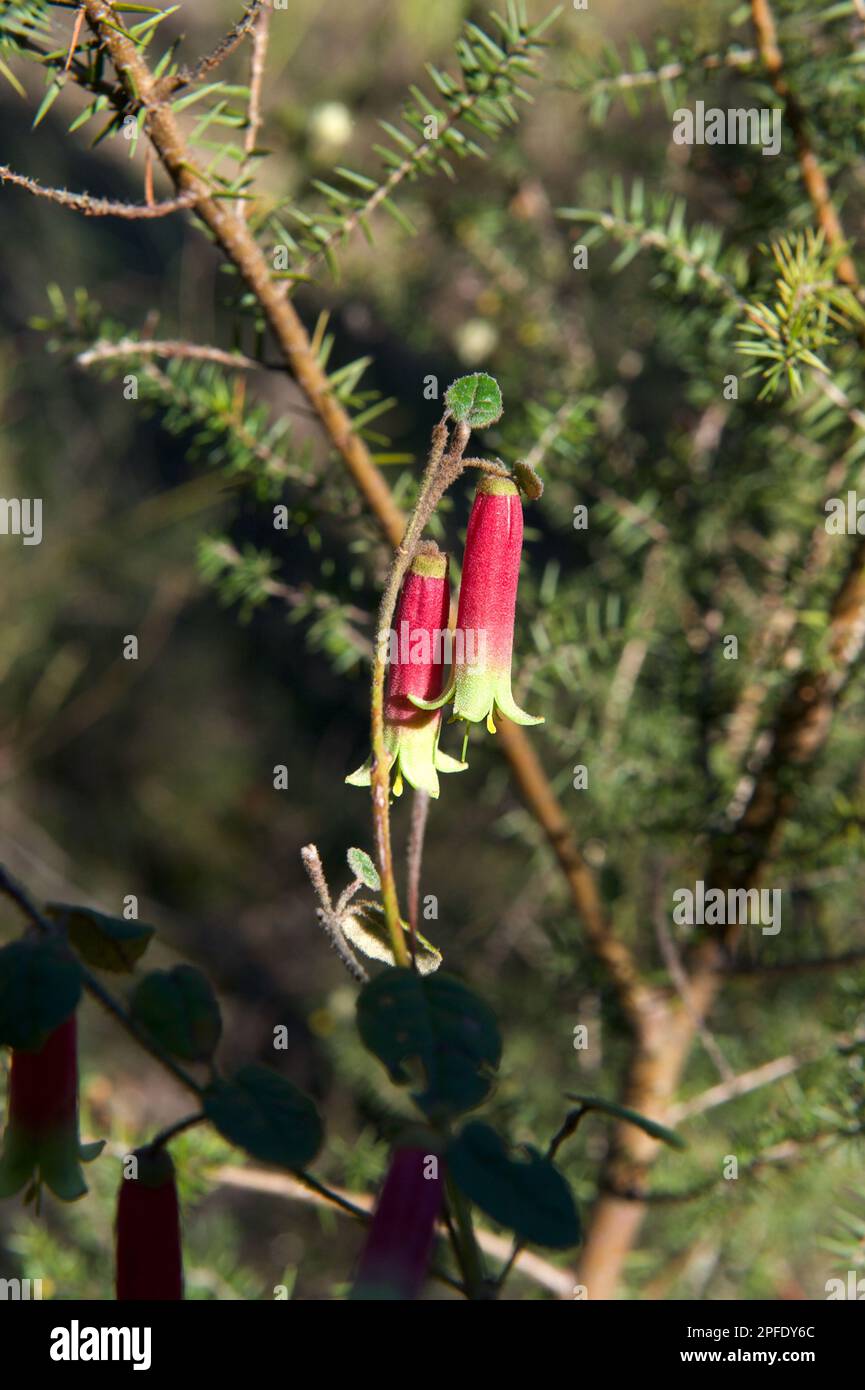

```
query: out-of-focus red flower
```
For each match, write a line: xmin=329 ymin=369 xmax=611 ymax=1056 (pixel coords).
xmin=116 ymin=1146 xmax=183 ymax=1301
xmin=0 ymin=1015 xmax=101 ymax=1201
xmin=351 ymin=1144 xmax=444 ymax=1300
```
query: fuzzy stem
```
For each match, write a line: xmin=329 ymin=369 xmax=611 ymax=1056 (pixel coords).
xmin=148 ymin=1113 xmax=206 ymax=1153
xmin=406 ymin=789 xmax=430 ymax=961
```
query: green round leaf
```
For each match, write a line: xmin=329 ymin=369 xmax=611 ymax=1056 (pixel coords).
xmin=356 ymin=970 xmax=501 ymax=1118
xmin=346 ymin=848 xmax=380 ymax=892
xmin=0 ymin=939 xmax=82 ymax=1051
xmin=448 ymin=1121 xmax=581 ymax=1249
xmin=47 ymin=903 xmax=154 ymax=974
xmin=204 ymin=1065 xmax=323 ymax=1169
xmin=445 ymin=373 xmax=503 ymax=429
xmin=130 ymin=965 xmax=221 ymax=1062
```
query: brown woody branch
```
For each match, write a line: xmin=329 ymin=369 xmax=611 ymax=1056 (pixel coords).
xmin=77 ymin=0 xmax=641 ymax=1014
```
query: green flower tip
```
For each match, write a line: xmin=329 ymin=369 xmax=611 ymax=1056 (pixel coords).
xmin=410 ymin=550 xmax=448 ymax=579
xmin=346 ymin=717 xmax=467 ymax=799
xmin=477 ymin=475 xmax=519 ymax=497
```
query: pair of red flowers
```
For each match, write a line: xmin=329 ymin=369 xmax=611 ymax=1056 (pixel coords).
xmin=348 ymin=476 xmax=542 ymax=798
xmin=0 ymin=1022 xmax=446 ymax=1300
xmin=0 ymin=1016 xmax=183 ymax=1299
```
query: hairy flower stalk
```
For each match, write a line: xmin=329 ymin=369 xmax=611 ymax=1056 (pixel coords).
xmin=0 ymin=1015 xmax=102 ymax=1201
xmin=116 ymin=1146 xmax=184 ymax=1300
xmin=413 ymin=477 xmax=542 ymax=733
xmin=351 ymin=1144 xmax=444 ymax=1300
xmin=347 ymin=546 xmax=466 ymax=797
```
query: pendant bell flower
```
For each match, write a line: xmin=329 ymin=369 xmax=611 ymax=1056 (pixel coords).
xmin=347 ymin=548 xmax=466 ymax=797
xmin=116 ymin=1145 xmax=184 ymax=1301
xmin=411 ymin=477 xmax=542 ymax=734
xmin=351 ymin=1143 xmax=444 ymax=1300
xmin=0 ymin=1015 xmax=103 ymax=1202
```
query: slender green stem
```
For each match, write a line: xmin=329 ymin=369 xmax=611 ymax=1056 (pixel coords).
xmin=446 ymin=1174 xmax=486 ymax=1299
xmin=497 ymin=1104 xmax=588 ymax=1291
xmin=293 ymin=1168 xmax=372 ymax=1221
xmin=406 ymin=789 xmax=430 ymax=964
xmin=148 ymin=1112 xmax=206 ymax=1152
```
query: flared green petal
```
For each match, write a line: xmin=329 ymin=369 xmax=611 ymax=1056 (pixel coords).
xmin=451 ymin=667 xmax=497 ymax=724
xmin=40 ymin=1132 xmax=88 ymax=1202
xmin=348 ymin=710 xmax=467 ymax=796
xmin=0 ymin=1128 xmax=36 ymax=1199
xmin=0 ymin=1124 xmax=93 ymax=1202
xmin=436 ymin=666 xmax=544 ymax=729
xmin=434 ymin=746 xmax=468 ymax=774
xmin=408 ymin=676 xmax=455 ymax=713
xmin=493 ymin=676 xmax=544 ymax=727
xmin=345 ymin=757 xmax=373 ymax=787
xmin=345 ymin=727 xmax=399 ymax=787
xmin=394 ymin=717 xmax=444 ymax=797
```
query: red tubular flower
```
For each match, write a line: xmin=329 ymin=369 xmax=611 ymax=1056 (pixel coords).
xmin=0 ymin=1015 xmax=101 ymax=1201
xmin=116 ymin=1146 xmax=183 ymax=1300
xmin=351 ymin=1145 xmax=444 ymax=1300
xmin=413 ymin=476 xmax=542 ymax=732
xmin=346 ymin=548 xmax=466 ymax=796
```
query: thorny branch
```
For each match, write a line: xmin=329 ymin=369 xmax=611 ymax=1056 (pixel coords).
xmin=0 ymin=164 xmax=196 ymax=219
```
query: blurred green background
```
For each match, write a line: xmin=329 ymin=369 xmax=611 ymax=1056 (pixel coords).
xmin=1 ymin=0 xmax=865 ymax=1299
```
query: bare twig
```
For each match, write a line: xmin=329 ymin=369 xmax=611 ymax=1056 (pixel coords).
xmin=156 ymin=0 xmax=267 ymax=99
xmin=0 ymin=165 xmax=196 ymax=219
xmin=300 ymin=845 xmax=369 ymax=984
xmin=236 ymin=2 xmax=271 ymax=221
xmin=567 ymin=46 xmax=759 ymax=102
xmin=64 ymin=5 xmax=86 ymax=74
xmin=653 ymin=885 xmax=733 ymax=1084
xmin=406 ymin=789 xmax=430 ymax=955
xmin=76 ymin=338 xmax=261 ymax=370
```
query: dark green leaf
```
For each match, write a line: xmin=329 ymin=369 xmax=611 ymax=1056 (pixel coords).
xmin=130 ymin=965 xmax=221 ymax=1062
xmin=204 ymin=1065 xmax=322 ymax=1168
xmin=47 ymin=903 xmax=154 ymax=974
xmin=448 ymin=1121 xmax=581 ymax=1248
xmin=356 ymin=970 xmax=500 ymax=1117
xmin=0 ymin=939 xmax=82 ymax=1051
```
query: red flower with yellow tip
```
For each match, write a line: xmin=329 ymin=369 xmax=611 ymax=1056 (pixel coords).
xmin=412 ymin=476 xmax=542 ymax=734
xmin=347 ymin=548 xmax=466 ymax=797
